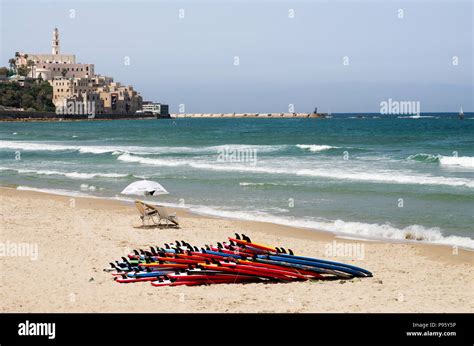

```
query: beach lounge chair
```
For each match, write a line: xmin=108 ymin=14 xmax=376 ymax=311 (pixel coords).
xmin=134 ymin=200 xmax=179 ymax=227
xmin=155 ymin=205 xmax=179 ymax=227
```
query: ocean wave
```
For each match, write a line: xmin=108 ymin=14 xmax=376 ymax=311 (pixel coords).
xmin=117 ymin=153 xmax=183 ymax=166
xmin=407 ymin=153 xmax=441 ymax=163
xmin=295 ymin=169 xmax=474 ymax=188
xmin=0 ymin=140 xmax=286 ymax=155
xmin=239 ymin=182 xmax=287 ymax=187
xmin=0 ymin=140 xmax=129 ymax=154
xmin=117 ymin=153 xmax=290 ymax=173
xmin=296 ymin=144 xmax=338 ymax=152
xmin=1 ymin=167 xmax=131 ymax=179
xmin=439 ymin=156 xmax=474 ymax=168
xmin=397 ymin=115 xmax=436 ymax=119
xmin=116 ymin=154 xmax=474 ymax=188
xmin=189 ymin=206 xmax=474 ymax=249
xmin=407 ymin=153 xmax=474 ymax=168
xmin=16 ymin=186 xmax=96 ymax=198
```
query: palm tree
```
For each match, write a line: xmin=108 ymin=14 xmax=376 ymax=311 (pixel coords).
xmin=61 ymin=68 xmax=67 ymax=77
xmin=8 ymin=58 xmax=16 ymax=73
xmin=26 ymin=60 xmax=35 ymax=78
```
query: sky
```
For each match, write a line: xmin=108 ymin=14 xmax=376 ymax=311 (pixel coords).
xmin=0 ymin=0 xmax=472 ymax=113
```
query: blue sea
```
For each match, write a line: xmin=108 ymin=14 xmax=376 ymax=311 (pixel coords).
xmin=1 ymin=113 xmax=473 ymax=249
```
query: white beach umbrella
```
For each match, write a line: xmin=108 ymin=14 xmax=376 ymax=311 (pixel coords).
xmin=121 ymin=180 xmax=169 ymax=196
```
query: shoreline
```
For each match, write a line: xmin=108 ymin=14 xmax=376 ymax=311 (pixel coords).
xmin=4 ymin=186 xmax=473 ymax=254
xmin=1 ymin=187 xmax=473 ymax=313
xmin=0 ymin=113 xmax=162 ymax=122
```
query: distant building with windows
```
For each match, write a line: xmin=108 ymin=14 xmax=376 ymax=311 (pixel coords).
xmin=97 ymin=82 xmax=142 ymax=115
xmin=14 ymin=28 xmax=144 ymax=115
xmin=140 ymin=102 xmax=169 ymax=117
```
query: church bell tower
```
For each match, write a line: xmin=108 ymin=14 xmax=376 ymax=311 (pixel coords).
xmin=52 ymin=27 xmax=60 ymax=55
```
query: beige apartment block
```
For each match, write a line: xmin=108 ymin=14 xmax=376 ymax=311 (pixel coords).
xmin=97 ymin=82 xmax=142 ymax=114
xmin=51 ymin=76 xmax=104 ymax=114
xmin=51 ymin=77 xmax=74 ymax=105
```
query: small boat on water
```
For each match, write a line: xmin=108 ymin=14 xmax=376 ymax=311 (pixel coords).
xmin=459 ymin=107 xmax=464 ymax=120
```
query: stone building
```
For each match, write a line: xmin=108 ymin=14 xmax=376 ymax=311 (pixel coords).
xmin=15 ymin=28 xmax=143 ymax=115
xmin=97 ymin=82 xmax=142 ymax=114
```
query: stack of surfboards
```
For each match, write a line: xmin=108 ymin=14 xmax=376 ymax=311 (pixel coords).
xmin=105 ymin=234 xmax=372 ymax=286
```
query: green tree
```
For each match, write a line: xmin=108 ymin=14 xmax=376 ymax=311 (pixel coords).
xmin=0 ymin=81 xmax=55 ymax=111
xmin=17 ymin=65 xmax=29 ymax=77
xmin=21 ymin=93 xmax=34 ymax=109
xmin=8 ymin=58 xmax=16 ymax=72
xmin=61 ymin=68 xmax=67 ymax=77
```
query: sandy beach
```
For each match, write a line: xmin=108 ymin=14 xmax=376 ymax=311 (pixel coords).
xmin=0 ymin=187 xmax=472 ymax=313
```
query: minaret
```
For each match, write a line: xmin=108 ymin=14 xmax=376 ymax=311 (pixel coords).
xmin=52 ymin=27 xmax=60 ymax=55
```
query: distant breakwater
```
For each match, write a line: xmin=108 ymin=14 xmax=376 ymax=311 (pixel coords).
xmin=172 ymin=113 xmax=328 ymax=118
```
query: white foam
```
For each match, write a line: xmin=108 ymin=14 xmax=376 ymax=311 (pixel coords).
xmin=407 ymin=154 xmax=474 ymax=169
xmin=117 ymin=153 xmax=183 ymax=166
xmin=80 ymin=184 xmax=89 ymax=190
xmin=239 ymin=182 xmax=284 ymax=187
xmin=295 ymin=169 xmax=474 ymax=188
xmin=397 ymin=115 xmax=436 ymax=119
xmin=16 ymin=186 xmax=94 ymax=198
xmin=296 ymin=144 xmax=338 ymax=152
xmin=407 ymin=153 xmax=440 ymax=162
xmin=439 ymin=156 xmax=474 ymax=168
xmin=116 ymin=154 xmax=474 ymax=188
xmin=1 ymin=167 xmax=129 ymax=179
xmin=0 ymin=140 xmax=286 ymax=155
xmin=188 ymin=205 xmax=474 ymax=249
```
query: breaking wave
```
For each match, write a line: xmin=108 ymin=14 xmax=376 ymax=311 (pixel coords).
xmin=116 ymin=153 xmax=474 ymax=188
xmin=407 ymin=153 xmax=474 ymax=168
xmin=296 ymin=144 xmax=338 ymax=152
xmin=239 ymin=182 xmax=288 ymax=187
xmin=0 ymin=167 xmax=131 ymax=179
xmin=0 ymin=140 xmax=286 ymax=155
xmin=189 ymin=206 xmax=474 ymax=249
xmin=439 ymin=156 xmax=474 ymax=168
xmin=407 ymin=153 xmax=441 ymax=163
